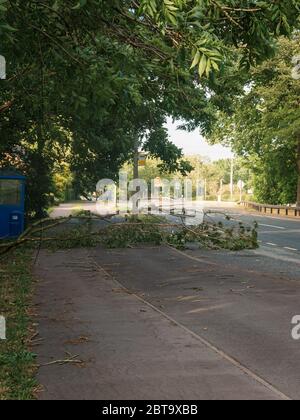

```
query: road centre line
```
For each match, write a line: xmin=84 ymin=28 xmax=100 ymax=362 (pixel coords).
xmin=240 ymin=212 xmax=300 ymax=223
xmin=259 ymin=223 xmax=285 ymax=230
xmin=262 ymin=243 xmax=299 ymax=252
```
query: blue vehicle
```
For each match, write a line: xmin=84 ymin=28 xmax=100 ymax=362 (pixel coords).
xmin=0 ymin=172 xmax=26 ymax=239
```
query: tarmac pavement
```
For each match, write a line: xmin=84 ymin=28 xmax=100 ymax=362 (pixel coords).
xmin=34 ymin=201 xmax=300 ymax=400
xmin=91 ymin=245 xmax=300 ymax=400
xmin=34 ymin=248 xmax=285 ymax=400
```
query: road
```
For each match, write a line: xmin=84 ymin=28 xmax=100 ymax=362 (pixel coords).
xmin=51 ymin=200 xmax=300 ymax=281
xmin=36 ymin=201 xmax=300 ymax=400
xmin=90 ymin=226 xmax=300 ymax=399
xmin=35 ymin=249 xmax=281 ymax=400
xmin=204 ymin=206 xmax=300 ymax=269
xmin=52 ymin=200 xmax=300 ymax=255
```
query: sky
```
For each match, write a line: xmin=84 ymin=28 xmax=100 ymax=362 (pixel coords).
xmin=166 ymin=118 xmax=233 ymax=161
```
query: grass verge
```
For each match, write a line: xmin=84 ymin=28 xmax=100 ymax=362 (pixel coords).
xmin=0 ymin=248 xmax=37 ymax=400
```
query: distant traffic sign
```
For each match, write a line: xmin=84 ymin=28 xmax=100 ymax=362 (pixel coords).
xmin=237 ymin=180 xmax=245 ymax=191
xmin=138 ymin=152 xmax=147 ymax=167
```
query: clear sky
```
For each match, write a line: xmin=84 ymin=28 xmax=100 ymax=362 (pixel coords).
xmin=166 ymin=118 xmax=233 ymax=161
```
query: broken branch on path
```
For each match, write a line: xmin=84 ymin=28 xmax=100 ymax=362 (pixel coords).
xmin=0 ymin=213 xmax=258 ymax=256
xmin=0 ymin=213 xmax=114 ymax=256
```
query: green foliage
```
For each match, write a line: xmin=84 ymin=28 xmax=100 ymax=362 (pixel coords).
xmin=209 ymin=36 xmax=300 ymax=205
xmin=96 ymin=215 xmax=258 ymax=251
xmin=50 ymin=224 xmax=101 ymax=250
xmin=144 ymin=128 xmax=194 ymax=175
xmin=137 ymin=0 xmax=300 ymax=73
xmin=127 ymin=155 xmax=253 ymax=201
xmin=101 ymin=224 xmax=164 ymax=248
xmin=1 ymin=1 xmax=299 ymax=215
xmin=167 ymin=222 xmax=258 ymax=251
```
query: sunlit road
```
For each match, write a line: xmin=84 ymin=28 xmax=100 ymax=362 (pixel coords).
xmin=52 ymin=200 xmax=300 ymax=257
xmin=205 ymin=206 xmax=300 ymax=266
xmin=52 ymin=200 xmax=300 ymax=264
xmin=91 ymin=213 xmax=300 ymax=400
xmin=41 ymin=201 xmax=300 ymax=400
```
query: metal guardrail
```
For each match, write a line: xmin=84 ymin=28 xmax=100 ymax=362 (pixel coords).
xmin=240 ymin=201 xmax=300 ymax=217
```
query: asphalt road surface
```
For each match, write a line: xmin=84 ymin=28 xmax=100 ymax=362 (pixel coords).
xmin=205 ymin=207 xmax=300 ymax=269
xmin=91 ymin=249 xmax=300 ymax=399
xmin=52 ymin=200 xmax=300 ymax=258
xmin=36 ymin=203 xmax=300 ymax=400
xmin=35 ymin=249 xmax=281 ymax=400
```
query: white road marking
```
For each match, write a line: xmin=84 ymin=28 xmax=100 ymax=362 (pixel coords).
xmin=259 ymin=224 xmax=285 ymax=230
xmin=240 ymin=212 xmax=300 ymax=223
xmin=284 ymin=247 xmax=298 ymax=252
xmin=254 ymin=248 xmax=300 ymax=266
xmin=266 ymin=243 xmax=277 ymax=247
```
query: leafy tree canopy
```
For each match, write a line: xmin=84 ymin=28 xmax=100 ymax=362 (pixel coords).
xmin=209 ymin=36 xmax=300 ymax=205
xmin=1 ymin=1 xmax=299 ymax=215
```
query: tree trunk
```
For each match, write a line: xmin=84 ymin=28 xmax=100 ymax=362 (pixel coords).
xmin=297 ymin=138 xmax=300 ymax=208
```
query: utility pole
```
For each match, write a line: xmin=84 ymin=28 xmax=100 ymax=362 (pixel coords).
xmin=219 ymin=179 xmax=224 ymax=202
xmin=237 ymin=180 xmax=245 ymax=203
xmin=230 ymin=158 xmax=234 ymax=201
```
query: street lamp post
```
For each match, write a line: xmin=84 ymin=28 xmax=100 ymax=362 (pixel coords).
xmin=219 ymin=179 xmax=224 ymax=202
xmin=237 ymin=180 xmax=245 ymax=202
xmin=230 ymin=158 xmax=234 ymax=201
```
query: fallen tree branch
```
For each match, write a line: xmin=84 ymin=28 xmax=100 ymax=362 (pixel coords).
xmin=0 ymin=213 xmax=258 ymax=256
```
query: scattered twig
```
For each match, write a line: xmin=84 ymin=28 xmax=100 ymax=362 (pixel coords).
xmin=41 ymin=353 xmax=83 ymax=367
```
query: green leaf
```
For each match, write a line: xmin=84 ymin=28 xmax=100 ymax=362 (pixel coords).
xmin=72 ymin=0 xmax=87 ymax=10
xmin=0 ymin=23 xmax=17 ymax=32
xmin=206 ymin=58 xmax=212 ymax=77
xmin=190 ymin=50 xmax=200 ymax=69
xmin=198 ymin=54 xmax=207 ymax=77
xmin=0 ymin=0 xmax=7 ymax=12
